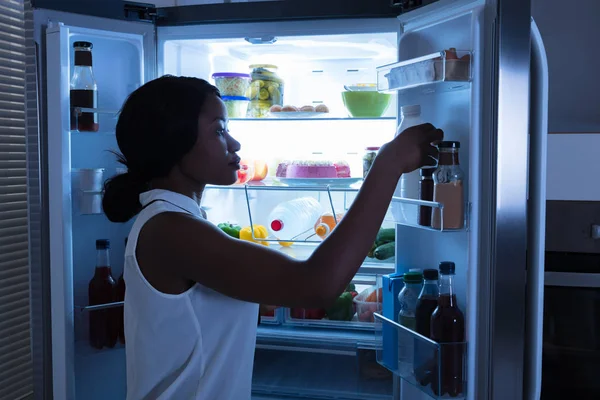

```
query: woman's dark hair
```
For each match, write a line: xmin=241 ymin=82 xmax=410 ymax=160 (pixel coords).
xmin=102 ymin=75 xmax=220 ymax=223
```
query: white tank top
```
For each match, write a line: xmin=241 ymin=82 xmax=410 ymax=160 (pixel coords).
xmin=124 ymin=189 xmax=259 ymax=400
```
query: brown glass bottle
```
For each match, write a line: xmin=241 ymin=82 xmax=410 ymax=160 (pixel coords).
xmin=430 ymin=261 xmax=465 ymax=397
xmin=414 ymin=268 xmax=439 ymax=385
xmin=88 ymin=239 xmax=118 ymax=349
xmin=418 ymin=168 xmax=434 ymax=227
xmin=70 ymin=41 xmax=99 ymax=132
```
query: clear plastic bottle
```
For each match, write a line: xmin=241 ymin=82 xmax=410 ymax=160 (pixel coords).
xmin=397 ymin=270 xmax=423 ymax=376
xmin=268 ymin=197 xmax=323 ymax=240
xmin=70 ymin=41 xmax=98 ymax=132
xmin=314 ymin=212 xmax=344 ymax=239
xmin=392 ymin=105 xmax=422 ymax=224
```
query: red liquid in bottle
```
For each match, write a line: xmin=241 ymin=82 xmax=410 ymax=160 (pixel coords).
xmin=88 ymin=267 xmax=118 ymax=348
xmin=430 ymin=293 xmax=465 ymax=397
xmin=414 ymin=296 xmax=439 ymax=385
xmin=70 ymin=89 xmax=99 ymax=132
xmin=88 ymin=239 xmax=118 ymax=349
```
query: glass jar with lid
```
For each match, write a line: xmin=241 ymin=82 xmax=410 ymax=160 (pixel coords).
xmin=247 ymin=64 xmax=284 ymax=118
xmin=362 ymin=147 xmax=380 ymax=178
xmin=431 ymin=141 xmax=465 ymax=230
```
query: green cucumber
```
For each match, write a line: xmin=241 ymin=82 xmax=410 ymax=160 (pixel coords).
xmin=375 ymin=228 xmax=395 ymax=246
xmin=374 ymin=242 xmax=395 ymax=260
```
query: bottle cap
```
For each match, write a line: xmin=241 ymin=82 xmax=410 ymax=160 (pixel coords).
xmin=423 ymin=268 xmax=439 ymax=280
xmin=73 ymin=41 xmax=93 ymax=49
xmin=315 ymin=223 xmax=330 ymax=237
xmin=402 ymin=271 xmax=423 ymax=284
xmin=438 ymin=141 xmax=460 ymax=149
xmin=96 ymin=239 xmax=110 ymax=250
xmin=439 ymin=261 xmax=456 ymax=274
xmin=400 ymin=104 xmax=421 ymax=116
xmin=270 ymin=220 xmax=283 ymax=232
xmin=420 ymin=167 xmax=434 ymax=178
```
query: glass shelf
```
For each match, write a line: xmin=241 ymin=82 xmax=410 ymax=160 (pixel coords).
xmin=374 ymin=313 xmax=468 ymax=400
xmin=377 ymin=50 xmax=472 ymax=94
xmin=229 ymin=116 xmax=396 ymax=122
xmin=70 ymin=107 xmax=119 ymax=134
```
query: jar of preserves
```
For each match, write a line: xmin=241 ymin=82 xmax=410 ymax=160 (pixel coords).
xmin=363 ymin=147 xmax=380 ymax=178
xmin=247 ymin=64 xmax=284 ymax=118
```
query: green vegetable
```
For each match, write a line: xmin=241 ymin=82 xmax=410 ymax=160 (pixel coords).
xmin=376 ymin=228 xmax=395 ymax=246
xmin=326 ymin=291 xmax=354 ymax=321
xmin=367 ymin=242 xmax=377 ymax=258
xmin=374 ymin=242 xmax=395 ymax=260
xmin=218 ymin=223 xmax=242 ymax=239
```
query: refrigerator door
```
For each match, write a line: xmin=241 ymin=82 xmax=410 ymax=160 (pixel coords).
xmin=390 ymin=0 xmax=536 ymax=399
xmin=40 ymin=11 xmax=155 ymax=400
xmin=524 ymin=18 xmax=548 ymax=400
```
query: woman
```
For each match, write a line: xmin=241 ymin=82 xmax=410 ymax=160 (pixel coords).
xmin=102 ymin=75 xmax=442 ymax=400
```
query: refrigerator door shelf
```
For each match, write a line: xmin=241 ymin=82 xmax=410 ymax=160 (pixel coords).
xmin=70 ymin=107 xmax=119 ymax=134
xmin=374 ymin=313 xmax=468 ymax=400
xmin=377 ymin=50 xmax=472 ymax=94
xmin=388 ymin=197 xmax=469 ymax=232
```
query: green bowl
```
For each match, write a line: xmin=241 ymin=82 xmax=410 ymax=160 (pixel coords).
xmin=342 ymin=91 xmax=392 ymax=118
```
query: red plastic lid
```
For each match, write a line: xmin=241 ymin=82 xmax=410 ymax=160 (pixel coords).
xmin=271 ymin=220 xmax=283 ymax=232
xmin=365 ymin=146 xmax=380 ymax=151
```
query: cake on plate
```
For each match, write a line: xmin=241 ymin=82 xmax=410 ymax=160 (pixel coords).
xmin=276 ymin=160 xmax=352 ymax=179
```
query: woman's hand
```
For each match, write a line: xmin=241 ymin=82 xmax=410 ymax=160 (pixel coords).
xmin=378 ymin=123 xmax=442 ymax=178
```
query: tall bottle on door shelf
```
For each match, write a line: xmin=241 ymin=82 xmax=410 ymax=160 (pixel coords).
xmin=414 ymin=268 xmax=439 ymax=385
xmin=116 ymin=238 xmax=127 ymax=345
xmin=88 ymin=239 xmax=118 ymax=349
xmin=431 ymin=141 xmax=464 ymax=230
xmin=392 ymin=105 xmax=422 ymax=225
xmin=430 ymin=261 xmax=465 ymax=397
xmin=70 ymin=41 xmax=98 ymax=132
xmin=397 ymin=271 xmax=423 ymax=376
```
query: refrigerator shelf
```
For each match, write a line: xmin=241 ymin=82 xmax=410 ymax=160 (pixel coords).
xmin=71 ymin=107 xmax=119 ymax=134
xmin=374 ymin=313 xmax=468 ymax=400
xmin=75 ymin=301 xmax=123 ymax=312
xmin=230 ymin=116 xmax=396 ymax=122
xmin=377 ymin=50 xmax=472 ymax=94
xmin=388 ymin=197 xmax=469 ymax=232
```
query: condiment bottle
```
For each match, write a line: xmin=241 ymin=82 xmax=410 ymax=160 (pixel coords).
xmin=418 ymin=168 xmax=434 ymax=227
xmin=70 ymin=41 xmax=98 ymax=132
xmin=362 ymin=147 xmax=380 ymax=178
xmin=430 ymin=261 xmax=465 ymax=397
xmin=397 ymin=270 xmax=423 ymax=376
xmin=314 ymin=213 xmax=345 ymax=239
xmin=431 ymin=141 xmax=464 ymax=230
xmin=88 ymin=239 xmax=118 ymax=349
xmin=414 ymin=268 xmax=439 ymax=385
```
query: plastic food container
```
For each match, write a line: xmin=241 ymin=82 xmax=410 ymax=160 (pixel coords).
xmin=222 ymin=96 xmax=250 ymax=118
xmin=353 ymin=286 xmax=382 ymax=323
xmin=212 ymin=72 xmax=251 ymax=97
xmin=72 ymin=168 xmax=105 ymax=192
xmin=247 ymin=64 xmax=284 ymax=118
xmin=363 ymin=147 xmax=380 ymax=178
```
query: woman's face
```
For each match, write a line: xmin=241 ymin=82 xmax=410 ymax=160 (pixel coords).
xmin=178 ymin=95 xmax=242 ymax=186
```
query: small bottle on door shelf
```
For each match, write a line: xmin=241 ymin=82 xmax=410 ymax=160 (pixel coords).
xmin=88 ymin=239 xmax=118 ymax=349
xmin=430 ymin=261 xmax=465 ymax=397
xmin=414 ymin=268 xmax=439 ymax=386
xmin=70 ymin=41 xmax=98 ymax=132
xmin=431 ymin=141 xmax=464 ymax=230
xmin=418 ymin=167 xmax=435 ymax=227
xmin=397 ymin=270 xmax=423 ymax=376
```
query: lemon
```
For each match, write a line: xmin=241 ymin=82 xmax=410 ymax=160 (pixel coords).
xmin=258 ymin=88 xmax=270 ymax=100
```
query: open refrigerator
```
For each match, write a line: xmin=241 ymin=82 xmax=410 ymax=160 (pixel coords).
xmin=29 ymin=0 xmax=548 ymax=399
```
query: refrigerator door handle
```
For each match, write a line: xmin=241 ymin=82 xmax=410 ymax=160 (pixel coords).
xmin=524 ymin=18 xmax=549 ymax=400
